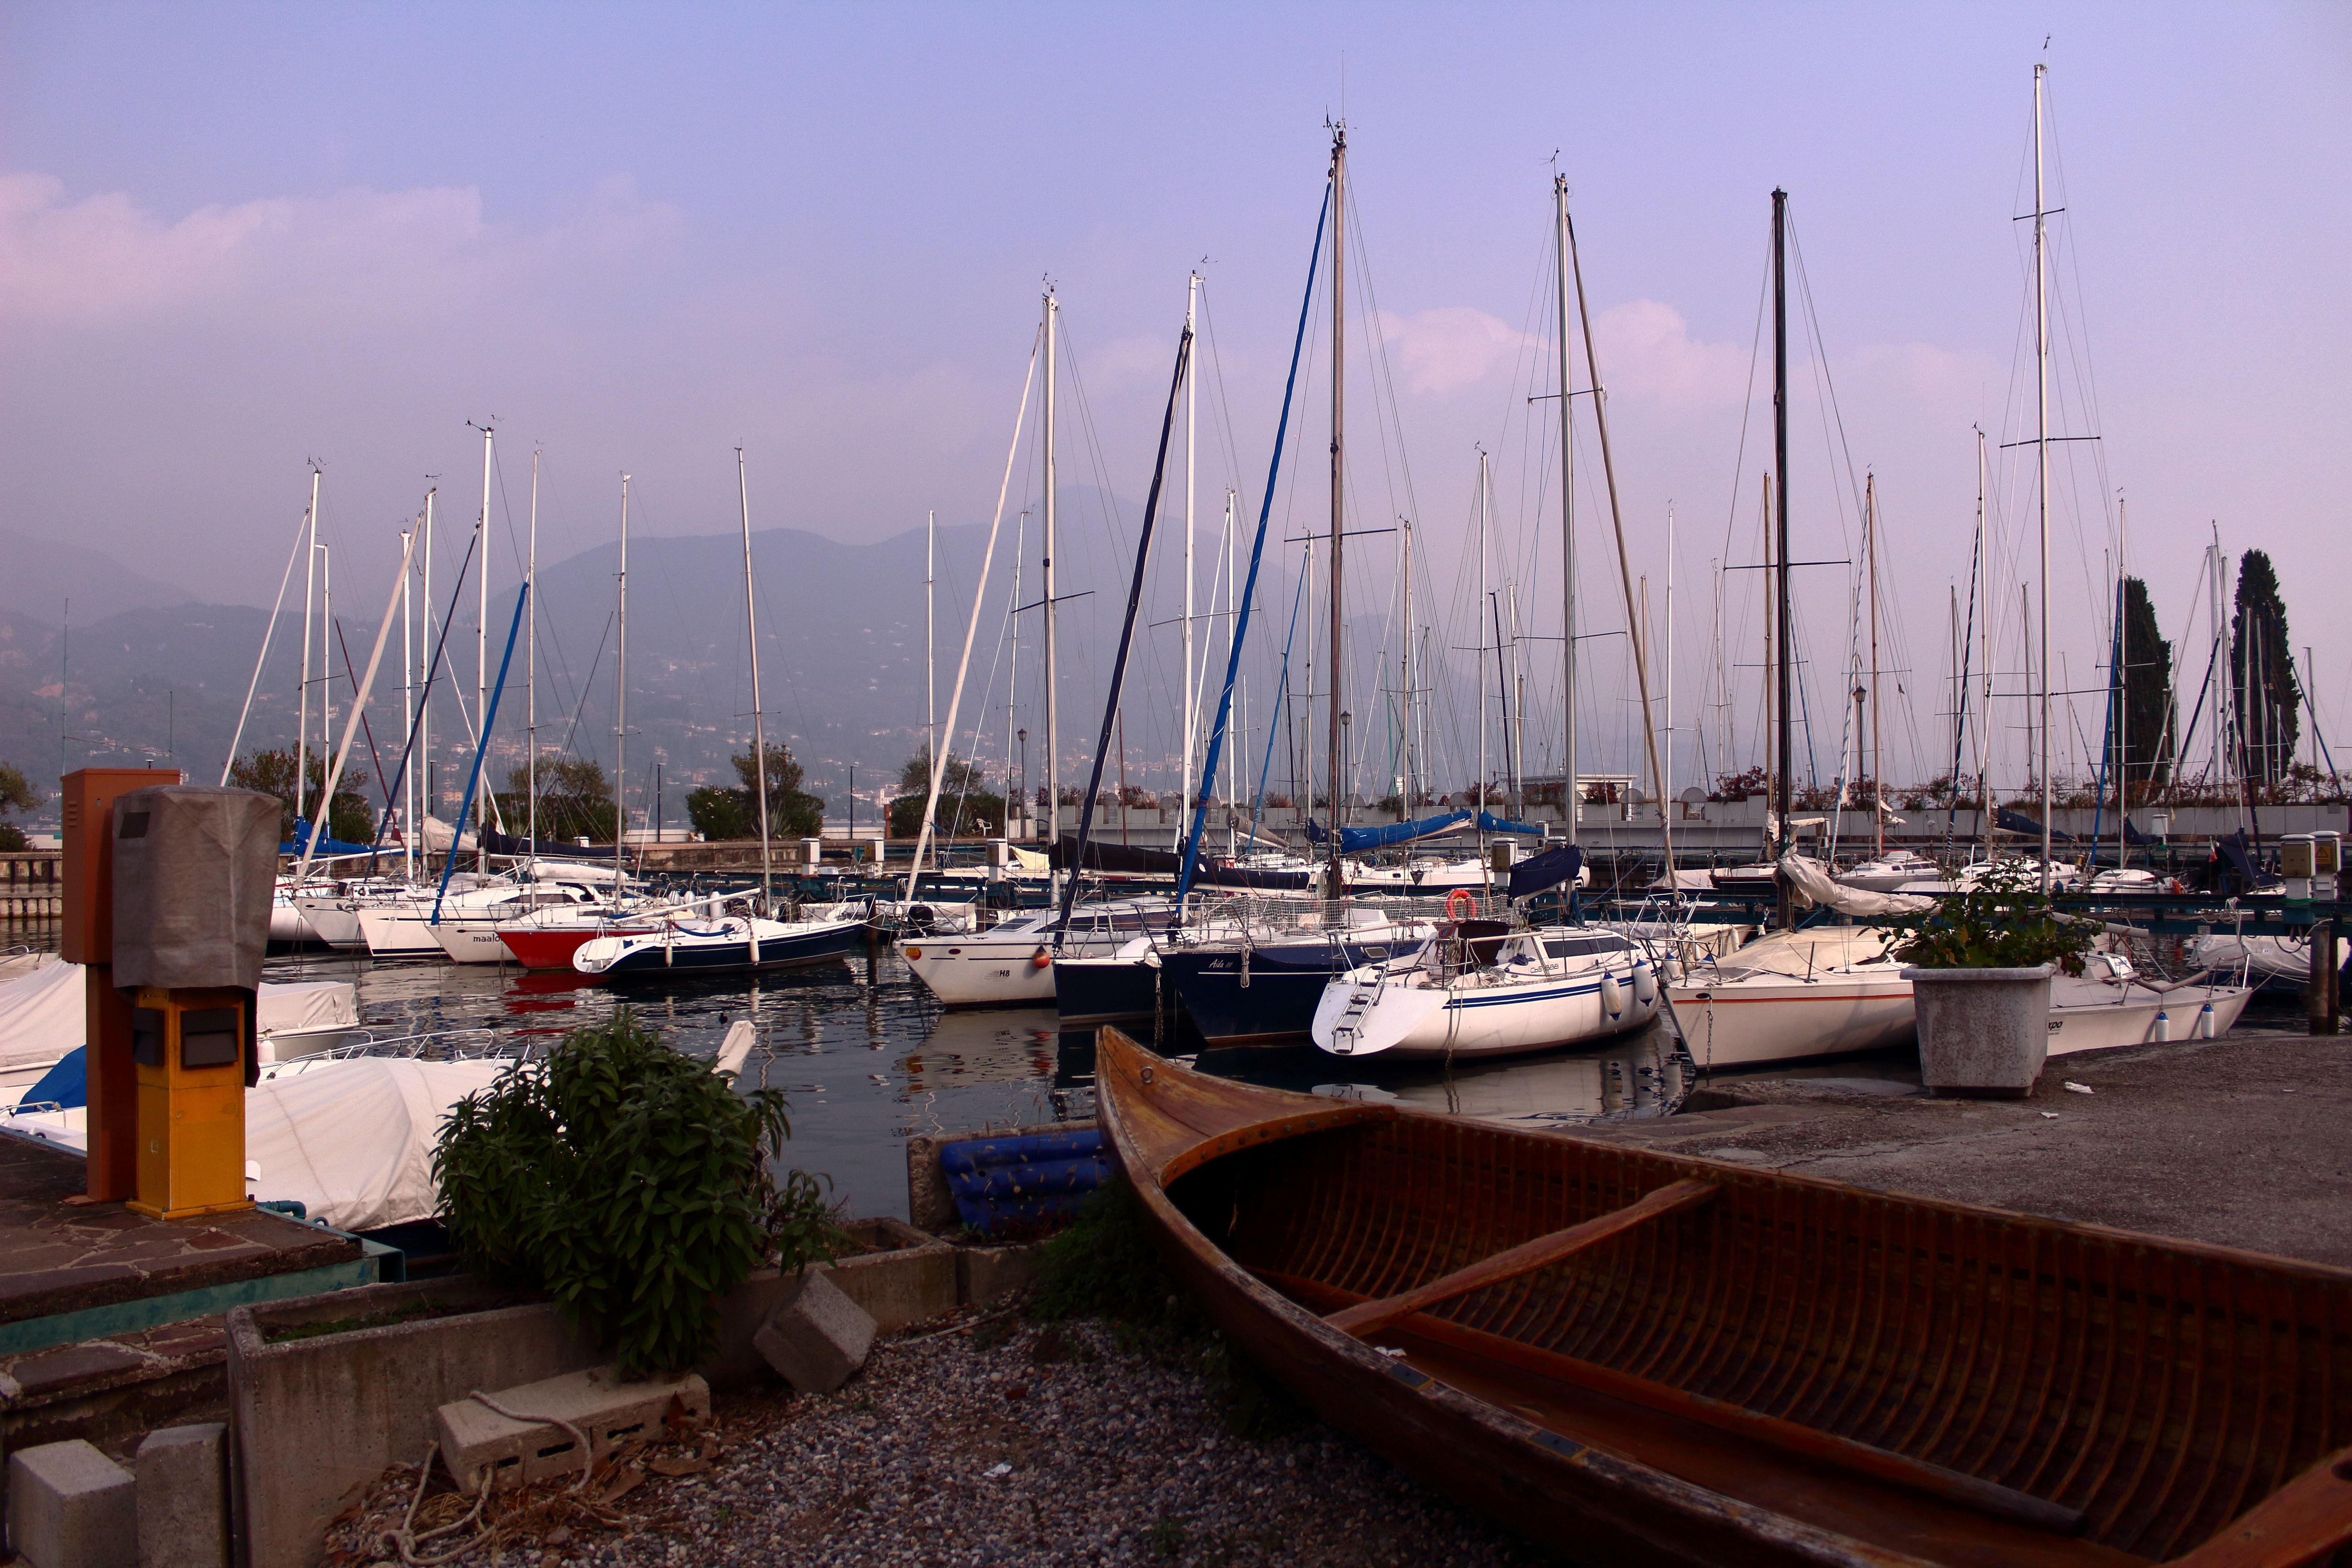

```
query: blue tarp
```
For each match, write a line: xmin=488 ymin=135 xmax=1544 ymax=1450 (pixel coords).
xmin=281 ymin=818 xmax=377 ymax=858
xmin=938 ymin=1129 xmax=1109 ymax=1235
xmin=1478 ymin=812 xmax=1544 ymax=838
xmin=1305 ymin=810 xmax=1473 ymax=854
xmin=1507 ymin=845 xmax=1585 ymax=902
xmin=22 ymin=1048 xmax=85 ymax=1111
xmin=1994 ymin=807 xmax=2075 ymax=843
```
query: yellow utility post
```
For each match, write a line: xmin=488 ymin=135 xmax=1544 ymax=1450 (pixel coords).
xmin=129 ymin=987 xmax=254 ymax=1219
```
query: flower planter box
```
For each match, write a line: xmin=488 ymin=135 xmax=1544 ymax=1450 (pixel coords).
xmin=1904 ymin=964 xmax=2055 ymax=1098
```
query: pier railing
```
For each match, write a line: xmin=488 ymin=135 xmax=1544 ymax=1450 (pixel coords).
xmin=0 ymin=853 xmax=60 ymax=923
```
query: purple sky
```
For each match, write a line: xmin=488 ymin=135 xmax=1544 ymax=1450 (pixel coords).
xmin=5 ymin=1 xmax=2347 ymax=794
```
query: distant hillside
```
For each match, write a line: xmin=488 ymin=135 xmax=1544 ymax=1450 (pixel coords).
xmin=0 ymin=528 xmax=196 ymax=624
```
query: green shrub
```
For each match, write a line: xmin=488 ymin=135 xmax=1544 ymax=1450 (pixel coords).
xmin=1891 ymin=861 xmax=2095 ymax=975
xmin=432 ymin=1010 xmax=842 ymax=1377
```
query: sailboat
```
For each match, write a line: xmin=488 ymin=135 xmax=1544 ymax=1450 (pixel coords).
xmin=578 ymin=451 xmax=872 ymax=979
xmin=1157 ymin=127 xmax=1442 ymax=1045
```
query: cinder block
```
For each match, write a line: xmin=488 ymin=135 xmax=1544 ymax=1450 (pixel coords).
xmin=752 ymin=1271 xmax=875 ymax=1394
xmin=826 ymin=1217 xmax=958 ymax=1332
xmin=7 ymin=1439 xmax=136 ymax=1568
xmin=136 ymin=1423 xmax=227 ymax=1568
xmin=435 ymin=1365 xmax=710 ymax=1494
xmin=958 ymin=1240 xmax=1049 ymax=1306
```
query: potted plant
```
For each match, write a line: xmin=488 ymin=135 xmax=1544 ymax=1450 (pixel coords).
xmin=1892 ymin=863 xmax=2094 ymax=1097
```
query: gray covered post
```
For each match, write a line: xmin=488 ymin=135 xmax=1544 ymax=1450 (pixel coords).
xmin=111 ymin=786 xmax=280 ymax=993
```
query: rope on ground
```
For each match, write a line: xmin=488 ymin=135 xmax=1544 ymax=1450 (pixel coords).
xmin=381 ymin=1441 xmax=490 ymax=1567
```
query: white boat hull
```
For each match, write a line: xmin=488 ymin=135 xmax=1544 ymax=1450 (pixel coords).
xmin=1666 ymin=972 xmax=1918 ymax=1067
xmin=1315 ymin=956 xmax=1660 ymax=1060
xmin=2045 ymin=982 xmax=2254 ymax=1056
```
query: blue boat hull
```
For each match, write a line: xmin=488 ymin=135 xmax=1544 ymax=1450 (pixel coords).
xmin=1050 ymin=959 xmax=1161 ymax=1026
xmin=599 ymin=921 xmax=869 ymax=977
xmin=1161 ymin=939 xmax=1426 ymax=1044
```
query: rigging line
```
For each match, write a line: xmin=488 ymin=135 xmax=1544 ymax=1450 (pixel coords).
xmin=554 ymin=611 xmax=615 ymax=768
xmin=366 ymin=524 xmax=482 ymax=849
xmin=220 ymin=496 xmax=314 ymax=785
xmin=329 ymin=612 xmax=397 ymax=819
xmin=1194 ymin=284 xmax=1251 ymax=500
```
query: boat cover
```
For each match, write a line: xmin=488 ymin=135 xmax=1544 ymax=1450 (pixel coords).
xmin=1781 ymin=852 xmax=1936 ymax=917
xmin=1994 ymin=805 xmax=2076 ymax=842
xmin=246 ymin=1057 xmax=510 ymax=1232
xmin=257 ymin=980 xmax=358 ymax=1035
xmin=478 ymin=828 xmax=620 ymax=861
xmin=0 ymin=957 xmax=82 ymax=1074
xmin=417 ymin=815 xmax=478 ymax=854
xmin=1304 ymin=810 xmax=1472 ymax=853
xmin=0 ymin=961 xmax=357 ymax=1065
xmin=1477 ymin=811 xmax=1544 ymax=837
xmin=281 ymin=818 xmax=379 ymax=858
xmin=1507 ymin=844 xmax=1584 ymax=901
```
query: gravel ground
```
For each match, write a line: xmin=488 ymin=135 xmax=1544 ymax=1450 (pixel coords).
xmin=329 ymin=1301 xmax=1557 ymax=1568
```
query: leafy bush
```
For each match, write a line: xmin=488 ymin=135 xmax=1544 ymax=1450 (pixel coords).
xmin=432 ymin=1011 xmax=842 ymax=1377
xmin=1891 ymin=862 xmax=2094 ymax=975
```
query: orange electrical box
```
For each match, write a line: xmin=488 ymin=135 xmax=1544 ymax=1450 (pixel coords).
xmin=59 ymin=767 xmax=180 ymax=1201
xmin=127 ymin=986 xmax=252 ymax=1220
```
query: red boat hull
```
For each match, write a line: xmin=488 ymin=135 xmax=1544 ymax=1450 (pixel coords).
xmin=497 ymin=924 xmax=655 ymax=969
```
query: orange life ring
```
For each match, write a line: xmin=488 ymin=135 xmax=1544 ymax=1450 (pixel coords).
xmin=1445 ymin=888 xmax=1478 ymax=920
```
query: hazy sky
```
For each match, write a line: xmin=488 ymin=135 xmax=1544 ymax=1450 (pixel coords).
xmin=5 ymin=1 xmax=2347 ymax=793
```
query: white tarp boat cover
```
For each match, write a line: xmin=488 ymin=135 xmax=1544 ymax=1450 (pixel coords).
xmin=0 ymin=960 xmax=357 ymax=1063
xmin=256 ymin=979 xmax=358 ymax=1035
xmin=1781 ymin=852 xmax=1937 ymax=919
xmin=246 ymin=1057 xmax=509 ymax=1232
xmin=0 ymin=956 xmax=82 ymax=1074
xmin=419 ymin=814 xmax=479 ymax=854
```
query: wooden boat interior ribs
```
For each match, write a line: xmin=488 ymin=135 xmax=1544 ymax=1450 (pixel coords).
xmin=1097 ymin=1028 xmax=2352 ymax=1568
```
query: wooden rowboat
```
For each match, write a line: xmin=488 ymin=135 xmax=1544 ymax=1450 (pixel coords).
xmin=1095 ymin=1026 xmax=2352 ymax=1567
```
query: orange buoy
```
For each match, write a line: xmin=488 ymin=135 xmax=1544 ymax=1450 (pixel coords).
xmin=1031 ymin=946 xmax=1052 ymax=970
xmin=1446 ymin=888 xmax=1477 ymax=920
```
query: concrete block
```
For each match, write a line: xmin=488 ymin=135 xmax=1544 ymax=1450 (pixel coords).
xmin=226 ymin=1279 xmax=602 ymax=1568
xmin=7 ymin=1439 xmax=135 ymax=1568
xmin=136 ymin=1423 xmax=227 ymax=1568
xmin=436 ymin=1366 xmax=709 ymax=1494
xmin=752 ymin=1272 xmax=874 ymax=1394
xmin=824 ymin=1217 xmax=957 ymax=1333
xmin=957 ymin=1240 xmax=1049 ymax=1307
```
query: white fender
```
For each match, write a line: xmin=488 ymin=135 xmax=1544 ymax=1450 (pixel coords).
xmin=2195 ymin=1002 xmax=2216 ymax=1039
xmin=2151 ymin=1009 xmax=2170 ymax=1042
xmin=1632 ymin=960 xmax=1657 ymax=1006
xmin=1600 ymin=971 xmax=1624 ymax=1020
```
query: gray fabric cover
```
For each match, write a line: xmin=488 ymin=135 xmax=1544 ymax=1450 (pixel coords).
xmin=111 ymin=786 xmax=279 ymax=990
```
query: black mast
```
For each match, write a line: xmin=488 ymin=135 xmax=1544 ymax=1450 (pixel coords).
xmin=1772 ymin=189 xmax=1794 ymax=925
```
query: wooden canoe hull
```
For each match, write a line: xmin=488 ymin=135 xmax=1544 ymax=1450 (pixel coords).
xmin=1095 ymin=1027 xmax=2352 ymax=1568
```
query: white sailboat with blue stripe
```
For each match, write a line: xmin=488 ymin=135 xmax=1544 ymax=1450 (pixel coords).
xmin=1311 ymin=927 xmax=1660 ymax=1060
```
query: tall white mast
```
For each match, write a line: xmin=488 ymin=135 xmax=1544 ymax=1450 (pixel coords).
xmin=1042 ymin=289 xmax=1061 ymax=890
xmin=926 ymin=509 xmax=937 ymax=768
xmin=297 ymin=466 xmax=319 ymax=820
xmin=318 ymin=544 xmax=333 ymax=830
xmin=1325 ymin=123 xmax=1348 ymax=897
xmin=475 ymin=423 xmax=494 ymax=873
xmin=1554 ymin=173 xmax=1579 ymax=846
xmin=401 ymin=519 xmax=414 ymax=879
xmin=615 ymin=473 xmax=629 ymax=859
xmin=1477 ymin=446 xmax=1490 ymax=834
xmin=1181 ymin=272 xmax=1199 ymax=838
xmin=2033 ymin=62 xmax=2053 ymax=889
xmin=1867 ymin=472 xmax=1882 ymax=857
xmin=1225 ymin=490 xmax=1239 ymax=856
xmin=740 ymin=451 xmax=773 ymax=908
xmin=1974 ymin=431 xmax=1990 ymax=815
xmin=1401 ymin=515 xmax=1414 ymax=816
xmin=420 ymin=488 xmax=434 ymax=832
xmin=2116 ymin=493 xmax=2127 ymax=870
xmin=527 ymin=450 xmax=539 ymax=862
xmin=1666 ymin=503 xmax=1676 ymax=836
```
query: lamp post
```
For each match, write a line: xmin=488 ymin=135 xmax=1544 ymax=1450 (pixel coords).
xmin=1018 ymin=729 xmax=1030 ymax=843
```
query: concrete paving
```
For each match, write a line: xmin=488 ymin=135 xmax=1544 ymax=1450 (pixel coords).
xmin=1567 ymin=1021 xmax=2352 ymax=1269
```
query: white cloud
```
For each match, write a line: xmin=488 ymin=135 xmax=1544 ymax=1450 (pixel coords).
xmin=1589 ymin=299 xmax=1749 ymax=412
xmin=1376 ymin=305 xmax=1530 ymax=396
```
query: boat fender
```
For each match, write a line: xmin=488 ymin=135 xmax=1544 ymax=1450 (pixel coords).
xmin=1030 ymin=946 xmax=1051 ymax=970
xmin=1601 ymin=972 xmax=1624 ymax=1019
xmin=2195 ymin=1001 xmax=2215 ymax=1039
xmin=1661 ymin=956 xmax=1685 ymax=985
xmin=1632 ymin=960 xmax=1657 ymax=1006
xmin=2151 ymin=1009 xmax=2169 ymax=1042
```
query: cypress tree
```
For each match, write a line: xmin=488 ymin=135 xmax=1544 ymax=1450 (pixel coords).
xmin=2118 ymin=577 xmax=2175 ymax=788
xmin=2230 ymin=550 xmax=2300 ymax=786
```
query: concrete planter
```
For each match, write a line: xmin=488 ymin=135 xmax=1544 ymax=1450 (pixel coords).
xmin=1904 ymin=964 xmax=2055 ymax=1098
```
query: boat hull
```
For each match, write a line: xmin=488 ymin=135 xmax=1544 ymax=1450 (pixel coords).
xmin=2045 ymin=983 xmax=2254 ymax=1056
xmin=1664 ymin=975 xmax=1917 ymax=1067
xmin=1050 ymin=957 xmax=1159 ymax=1025
xmin=497 ymin=924 xmax=654 ymax=970
xmin=1096 ymin=1028 xmax=2352 ymax=1568
xmin=581 ymin=920 xmax=868 ymax=977
xmin=1316 ymin=964 xmax=1659 ymax=1059
xmin=1163 ymin=939 xmax=1427 ymax=1045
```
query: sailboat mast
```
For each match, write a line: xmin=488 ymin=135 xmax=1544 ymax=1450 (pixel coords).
xmin=401 ymin=519 xmax=414 ymax=879
xmin=1771 ymin=190 xmax=1793 ymax=885
xmin=297 ymin=466 xmax=319 ymax=825
xmin=1666 ymin=504 xmax=1676 ymax=839
xmin=476 ymin=424 xmax=494 ymax=874
xmin=1225 ymin=490 xmax=1239 ymax=856
xmin=318 ymin=545 xmax=333 ymax=834
xmin=741 ymin=450 xmax=773 ymax=908
xmin=1477 ymin=448 xmax=1490 ymax=833
xmin=2115 ymin=495 xmax=2128 ymax=869
xmin=420 ymin=489 xmax=434 ymax=831
xmin=1008 ymin=510 xmax=1023 ymax=837
xmin=527 ymin=451 xmax=539 ymax=862
xmin=1554 ymin=173 xmax=1578 ymax=846
xmin=1325 ymin=123 xmax=1348 ymax=897
xmin=1043 ymin=289 xmax=1061 ymax=887
xmin=2033 ymin=62 xmax=2053 ymax=889
xmin=926 ymin=509 xmax=936 ymax=768
xmin=1867 ymin=472 xmax=1882 ymax=856
xmin=1401 ymin=516 xmax=1413 ymax=817
xmin=1182 ymin=271 xmax=1199 ymax=843
xmin=615 ymin=473 xmax=629 ymax=862
xmin=1975 ymin=431 xmax=1990 ymax=822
